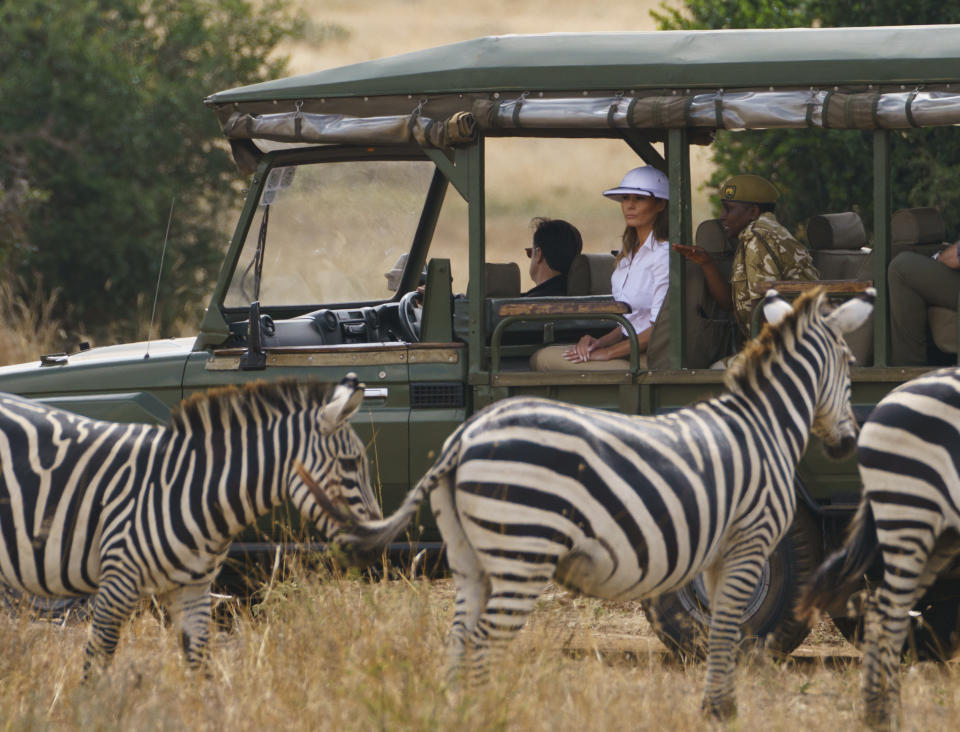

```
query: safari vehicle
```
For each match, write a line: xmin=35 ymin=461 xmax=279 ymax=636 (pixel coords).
xmin=5 ymin=26 xmax=960 ymax=656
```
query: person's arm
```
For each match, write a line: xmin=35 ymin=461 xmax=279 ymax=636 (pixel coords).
xmin=587 ymin=326 xmax=652 ymax=362
xmin=563 ymin=327 xmax=623 ymax=362
xmin=672 ymin=244 xmax=733 ymax=310
xmin=937 ymin=241 xmax=960 ymax=270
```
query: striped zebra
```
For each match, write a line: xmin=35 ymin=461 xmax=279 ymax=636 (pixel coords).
xmin=0 ymin=374 xmax=379 ymax=675
xmin=798 ymin=366 xmax=960 ymax=729
xmin=312 ymin=288 xmax=875 ymax=719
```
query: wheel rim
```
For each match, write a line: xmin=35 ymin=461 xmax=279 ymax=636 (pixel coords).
xmin=676 ymin=561 xmax=773 ymax=627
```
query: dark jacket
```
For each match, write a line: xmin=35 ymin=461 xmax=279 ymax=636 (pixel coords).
xmin=522 ymin=274 xmax=567 ymax=297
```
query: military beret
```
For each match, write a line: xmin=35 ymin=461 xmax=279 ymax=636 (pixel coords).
xmin=719 ymin=174 xmax=779 ymax=204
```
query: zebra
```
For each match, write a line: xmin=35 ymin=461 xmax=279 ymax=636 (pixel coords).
xmin=798 ymin=366 xmax=960 ymax=729
xmin=309 ymin=287 xmax=875 ymax=719
xmin=0 ymin=373 xmax=379 ymax=675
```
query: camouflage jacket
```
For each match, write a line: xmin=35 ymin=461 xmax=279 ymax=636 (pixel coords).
xmin=730 ymin=212 xmax=819 ymax=336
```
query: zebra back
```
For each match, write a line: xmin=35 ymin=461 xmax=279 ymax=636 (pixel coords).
xmin=0 ymin=374 xmax=378 ymax=598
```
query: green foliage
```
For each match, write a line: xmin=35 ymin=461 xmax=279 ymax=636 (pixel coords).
xmin=655 ymin=1 xmax=960 ymax=239
xmin=0 ymin=0 xmax=304 ymax=339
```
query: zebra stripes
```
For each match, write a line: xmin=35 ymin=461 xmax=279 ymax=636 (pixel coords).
xmin=0 ymin=374 xmax=379 ymax=674
xmin=799 ymin=366 xmax=960 ymax=729
xmin=320 ymin=287 xmax=875 ymax=719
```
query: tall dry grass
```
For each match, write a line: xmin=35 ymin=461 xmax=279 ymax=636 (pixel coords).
xmin=0 ymin=279 xmax=71 ymax=367
xmin=3 ymin=556 xmax=959 ymax=730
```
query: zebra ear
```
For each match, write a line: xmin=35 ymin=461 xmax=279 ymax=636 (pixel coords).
xmin=318 ymin=372 xmax=365 ymax=433
xmin=824 ymin=287 xmax=876 ymax=334
xmin=761 ymin=289 xmax=793 ymax=326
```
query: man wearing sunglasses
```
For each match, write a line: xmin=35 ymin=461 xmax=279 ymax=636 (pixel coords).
xmin=523 ymin=217 xmax=583 ymax=297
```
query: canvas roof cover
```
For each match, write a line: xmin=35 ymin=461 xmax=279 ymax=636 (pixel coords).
xmin=207 ymin=27 xmax=960 ymax=106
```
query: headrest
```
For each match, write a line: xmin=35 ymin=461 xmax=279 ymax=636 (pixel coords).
xmin=807 ymin=212 xmax=867 ymax=250
xmin=567 ymin=253 xmax=615 ymax=296
xmin=484 ymin=262 xmax=521 ymax=298
xmin=694 ymin=219 xmax=734 ymax=254
xmin=892 ymin=207 xmax=945 ymax=247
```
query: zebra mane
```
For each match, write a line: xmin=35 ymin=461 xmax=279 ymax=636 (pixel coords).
xmin=170 ymin=378 xmax=330 ymax=432
xmin=723 ymin=287 xmax=826 ymax=394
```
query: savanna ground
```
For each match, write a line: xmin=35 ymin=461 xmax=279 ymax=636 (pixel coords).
xmin=2 ymin=555 xmax=960 ymax=730
xmin=4 ymin=2 xmax=960 ymax=729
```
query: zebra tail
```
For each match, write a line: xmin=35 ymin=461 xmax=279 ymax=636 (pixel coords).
xmin=796 ymin=501 xmax=878 ymax=623
xmin=332 ymin=433 xmax=463 ymax=567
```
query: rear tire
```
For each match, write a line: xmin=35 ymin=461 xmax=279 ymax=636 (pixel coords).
xmin=833 ymin=582 xmax=960 ymax=662
xmin=643 ymin=505 xmax=822 ymax=659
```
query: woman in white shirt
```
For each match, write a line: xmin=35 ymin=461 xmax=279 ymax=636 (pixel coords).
xmin=530 ymin=166 xmax=670 ymax=370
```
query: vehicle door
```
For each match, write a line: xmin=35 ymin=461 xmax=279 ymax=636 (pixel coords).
xmin=181 ymin=148 xmax=449 ymax=540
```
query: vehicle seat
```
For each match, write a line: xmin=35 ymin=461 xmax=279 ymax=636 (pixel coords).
xmin=806 ymin=211 xmax=874 ymax=364
xmin=566 ymin=253 xmax=616 ymax=296
xmin=647 ymin=219 xmax=737 ymax=369
xmin=483 ymin=262 xmax=522 ymax=298
xmin=892 ymin=207 xmax=957 ymax=354
xmin=452 ymin=262 xmax=522 ymax=342
xmin=892 ymin=207 xmax=946 ymax=257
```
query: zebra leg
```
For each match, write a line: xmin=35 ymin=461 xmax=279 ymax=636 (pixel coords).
xmin=861 ymin=586 xmax=911 ymax=731
xmin=862 ymin=541 xmax=953 ymax=729
xmin=166 ymin=583 xmax=213 ymax=670
xmin=431 ymin=477 xmax=488 ymax=684
xmin=700 ymin=547 xmax=767 ymax=719
xmin=83 ymin=572 xmax=141 ymax=679
xmin=446 ymin=570 xmax=490 ymax=686
xmin=462 ymin=575 xmax=547 ymax=686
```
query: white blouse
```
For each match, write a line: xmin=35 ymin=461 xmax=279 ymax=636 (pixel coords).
xmin=610 ymin=232 xmax=670 ymax=337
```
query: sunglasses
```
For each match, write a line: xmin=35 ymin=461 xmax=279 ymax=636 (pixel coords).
xmin=525 ymin=246 xmax=536 ymax=258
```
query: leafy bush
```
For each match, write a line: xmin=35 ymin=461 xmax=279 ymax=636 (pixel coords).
xmin=655 ymin=1 xmax=960 ymax=238
xmin=0 ymin=0 xmax=304 ymax=341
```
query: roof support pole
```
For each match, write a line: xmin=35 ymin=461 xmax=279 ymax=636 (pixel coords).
xmin=464 ymin=139 xmax=487 ymax=380
xmin=422 ymin=148 xmax=470 ymax=199
xmin=872 ymin=129 xmax=891 ymax=367
xmin=621 ymin=130 xmax=668 ymax=173
xmin=667 ymin=127 xmax=692 ymax=370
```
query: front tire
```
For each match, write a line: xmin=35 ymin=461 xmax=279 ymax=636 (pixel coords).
xmin=643 ymin=505 xmax=822 ymax=659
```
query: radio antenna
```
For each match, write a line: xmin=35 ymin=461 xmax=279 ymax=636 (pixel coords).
xmin=144 ymin=197 xmax=175 ymax=360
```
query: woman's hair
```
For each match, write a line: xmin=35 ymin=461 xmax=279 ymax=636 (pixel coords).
xmin=617 ymin=198 xmax=669 ymax=262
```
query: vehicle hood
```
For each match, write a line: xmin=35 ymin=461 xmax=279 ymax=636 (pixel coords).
xmin=0 ymin=337 xmax=197 ymax=376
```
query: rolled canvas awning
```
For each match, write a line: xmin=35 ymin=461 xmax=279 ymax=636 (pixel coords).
xmin=219 ymin=108 xmax=477 ymax=148
xmin=474 ymin=90 xmax=960 ymax=131
xmin=219 ymin=90 xmax=960 ymax=150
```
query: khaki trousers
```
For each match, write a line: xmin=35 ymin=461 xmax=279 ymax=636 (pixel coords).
xmin=889 ymin=250 xmax=960 ymax=365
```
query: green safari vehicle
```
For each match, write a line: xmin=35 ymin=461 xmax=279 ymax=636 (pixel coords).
xmin=5 ymin=26 xmax=960 ymax=656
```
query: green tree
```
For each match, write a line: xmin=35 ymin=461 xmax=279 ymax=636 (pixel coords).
xmin=655 ymin=1 xmax=960 ymax=239
xmin=0 ymin=0 xmax=304 ymax=339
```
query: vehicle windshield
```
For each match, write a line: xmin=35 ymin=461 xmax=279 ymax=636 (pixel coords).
xmin=225 ymin=159 xmax=435 ymax=308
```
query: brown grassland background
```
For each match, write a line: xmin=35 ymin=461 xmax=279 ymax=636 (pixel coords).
xmin=1 ymin=1 xmax=960 ymax=729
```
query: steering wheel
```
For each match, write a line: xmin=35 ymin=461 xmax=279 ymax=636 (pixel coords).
xmin=398 ymin=289 xmax=422 ymax=342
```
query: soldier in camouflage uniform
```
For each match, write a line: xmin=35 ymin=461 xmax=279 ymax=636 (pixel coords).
xmin=674 ymin=174 xmax=819 ymax=341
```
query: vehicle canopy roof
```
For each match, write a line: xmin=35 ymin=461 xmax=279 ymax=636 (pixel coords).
xmin=209 ymin=27 xmax=960 ymax=103
xmin=205 ymin=26 xmax=960 ymax=165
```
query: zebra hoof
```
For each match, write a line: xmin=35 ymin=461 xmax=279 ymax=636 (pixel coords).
xmin=863 ymin=707 xmax=898 ymax=731
xmin=701 ymin=695 xmax=737 ymax=720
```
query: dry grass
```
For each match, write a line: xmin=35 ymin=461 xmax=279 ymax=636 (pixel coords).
xmin=0 ymin=279 xmax=71 ymax=367
xmin=3 ymin=558 xmax=959 ymax=730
